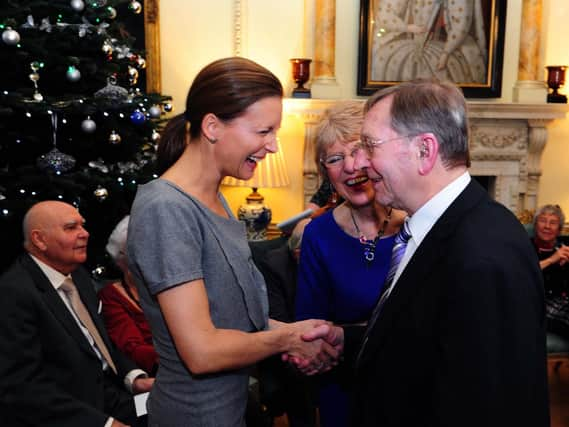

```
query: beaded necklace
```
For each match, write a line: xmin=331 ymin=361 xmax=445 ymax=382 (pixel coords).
xmin=350 ymin=206 xmax=392 ymax=266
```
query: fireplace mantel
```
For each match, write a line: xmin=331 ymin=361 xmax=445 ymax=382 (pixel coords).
xmin=283 ymin=99 xmax=568 ymax=215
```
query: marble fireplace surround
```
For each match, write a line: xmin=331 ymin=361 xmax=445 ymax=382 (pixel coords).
xmin=286 ymin=99 xmax=567 ymax=217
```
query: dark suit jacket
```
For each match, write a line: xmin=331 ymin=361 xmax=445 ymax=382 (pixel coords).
xmin=0 ymin=254 xmax=138 ymax=427
xmin=344 ymin=180 xmax=549 ymax=427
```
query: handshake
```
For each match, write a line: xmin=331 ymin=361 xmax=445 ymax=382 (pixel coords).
xmin=275 ymin=319 xmax=345 ymax=376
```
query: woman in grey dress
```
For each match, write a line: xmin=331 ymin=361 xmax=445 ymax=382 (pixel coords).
xmin=127 ymin=57 xmax=340 ymax=427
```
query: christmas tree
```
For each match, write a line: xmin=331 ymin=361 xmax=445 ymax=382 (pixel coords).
xmin=0 ymin=0 xmax=171 ymax=274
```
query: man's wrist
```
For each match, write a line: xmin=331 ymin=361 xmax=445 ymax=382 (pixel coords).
xmin=124 ymin=369 xmax=147 ymax=394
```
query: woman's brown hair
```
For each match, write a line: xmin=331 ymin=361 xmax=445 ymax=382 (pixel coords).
xmin=156 ymin=57 xmax=283 ymax=174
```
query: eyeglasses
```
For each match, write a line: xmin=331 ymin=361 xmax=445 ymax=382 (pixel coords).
xmin=536 ymin=217 xmax=560 ymax=227
xmin=359 ymin=134 xmax=417 ymax=153
xmin=320 ymin=144 xmax=363 ymax=170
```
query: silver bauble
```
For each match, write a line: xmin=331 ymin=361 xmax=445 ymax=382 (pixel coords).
xmin=129 ymin=0 xmax=142 ymax=14
xmin=149 ymin=105 xmax=161 ymax=118
xmin=81 ymin=117 xmax=97 ymax=133
xmin=2 ymin=27 xmax=20 ymax=46
xmin=66 ymin=66 xmax=81 ymax=82
xmin=108 ymin=130 xmax=121 ymax=144
xmin=93 ymin=186 xmax=109 ymax=201
xmin=70 ymin=0 xmax=85 ymax=12
xmin=163 ymin=102 xmax=173 ymax=113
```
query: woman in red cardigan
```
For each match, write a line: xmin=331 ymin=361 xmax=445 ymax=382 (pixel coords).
xmin=99 ymin=215 xmax=158 ymax=375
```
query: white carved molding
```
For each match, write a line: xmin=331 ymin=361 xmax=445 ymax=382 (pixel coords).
xmin=233 ymin=0 xmax=247 ymax=56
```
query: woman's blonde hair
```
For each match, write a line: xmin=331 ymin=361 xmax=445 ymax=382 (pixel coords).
xmin=314 ymin=101 xmax=364 ymax=178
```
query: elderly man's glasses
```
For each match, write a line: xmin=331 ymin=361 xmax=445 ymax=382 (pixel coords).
xmin=359 ymin=134 xmax=417 ymax=153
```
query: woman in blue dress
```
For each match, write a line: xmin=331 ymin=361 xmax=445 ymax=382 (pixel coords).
xmin=296 ymin=101 xmax=405 ymax=427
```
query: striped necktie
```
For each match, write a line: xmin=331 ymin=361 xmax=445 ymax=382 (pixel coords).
xmin=355 ymin=220 xmax=412 ymax=366
xmin=60 ymin=277 xmax=117 ymax=374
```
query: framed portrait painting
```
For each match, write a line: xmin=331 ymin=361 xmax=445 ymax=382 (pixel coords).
xmin=357 ymin=0 xmax=507 ymax=98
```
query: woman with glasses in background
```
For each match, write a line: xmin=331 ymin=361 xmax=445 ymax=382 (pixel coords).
xmin=295 ymin=101 xmax=405 ymax=427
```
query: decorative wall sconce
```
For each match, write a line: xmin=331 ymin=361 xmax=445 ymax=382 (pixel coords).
xmin=290 ymin=58 xmax=312 ymax=98
xmin=546 ymin=65 xmax=567 ymax=103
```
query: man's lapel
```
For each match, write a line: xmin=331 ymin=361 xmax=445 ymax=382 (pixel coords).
xmin=358 ymin=180 xmax=488 ymax=368
xmin=21 ymin=255 xmax=100 ymax=359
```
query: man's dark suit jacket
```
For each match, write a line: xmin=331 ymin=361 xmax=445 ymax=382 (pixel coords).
xmin=0 ymin=254 xmax=139 ymax=427
xmin=344 ymin=180 xmax=549 ymax=427
xmin=251 ymin=238 xmax=297 ymax=323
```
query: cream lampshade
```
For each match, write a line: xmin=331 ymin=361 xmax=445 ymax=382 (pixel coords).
xmin=222 ymin=140 xmax=290 ymax=240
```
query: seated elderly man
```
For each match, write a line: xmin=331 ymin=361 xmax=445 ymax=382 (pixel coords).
xmin=0 ymin=201 xmax=153 ymax=427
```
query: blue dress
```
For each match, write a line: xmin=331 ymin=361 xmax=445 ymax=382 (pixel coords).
xmin=296 ymin=209 xmax=396 ymax=427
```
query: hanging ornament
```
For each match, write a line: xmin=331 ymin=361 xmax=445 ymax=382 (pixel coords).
xmin=2 ymin=27 xmax=20 ymax=46
xmin=130 ymin=110 xmax=146 ymax=125
xmin=128 ymin=66 xmax=139 ymax=85
xmin=70 ymin=0 xmax=85 ymax=12
xmin=101 ymin=39 xmax=113 ymax=56
xmin=93 ymin=186 xmax=109 ymax=201
xmin=95 ymin=75 xmax=128 ymax=102
xmin=148 ymin=105 xmax=161 ymax=119
xmin=107 ymin=6 xmax=117 ymax=19
xmin=66 ymin=65 xmax=81 ymax=82
xmin=163 ymin=102 xmax=173 ymax=113
xmin=151 ymin=129 xmax=161 ymax=142
xmin=37 ymin=113 xmax=76 ymax=173
xmin=92 ymin=265 xmax=106 ymax=278
xmin=108 ymin=130 xmax=122 ymax=145
xmin=136 ymin=56 xmax=146 ymax=69
xmin=29 ymin=61 xmax=44 ymax=102
xmin=129 ymin=0 xmax=143 ymax=14
xmin=81 ymin=116 xmax=97 ymax=133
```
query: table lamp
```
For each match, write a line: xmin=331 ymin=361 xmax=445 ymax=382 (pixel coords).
xmin=222 ymin=141 xmax=290 ymax=240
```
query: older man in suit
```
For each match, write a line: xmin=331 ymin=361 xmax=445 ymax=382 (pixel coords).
xmin=302 ymin=79 xmax=549 ymax=426
xmin=0 ymin=200 xmax=153 ymax=427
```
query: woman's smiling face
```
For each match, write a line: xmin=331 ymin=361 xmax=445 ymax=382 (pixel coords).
xmin=323 ymin=139 xmax=375 ymax=209
xmin=218 ymin=96 xmax=283 ymax=181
